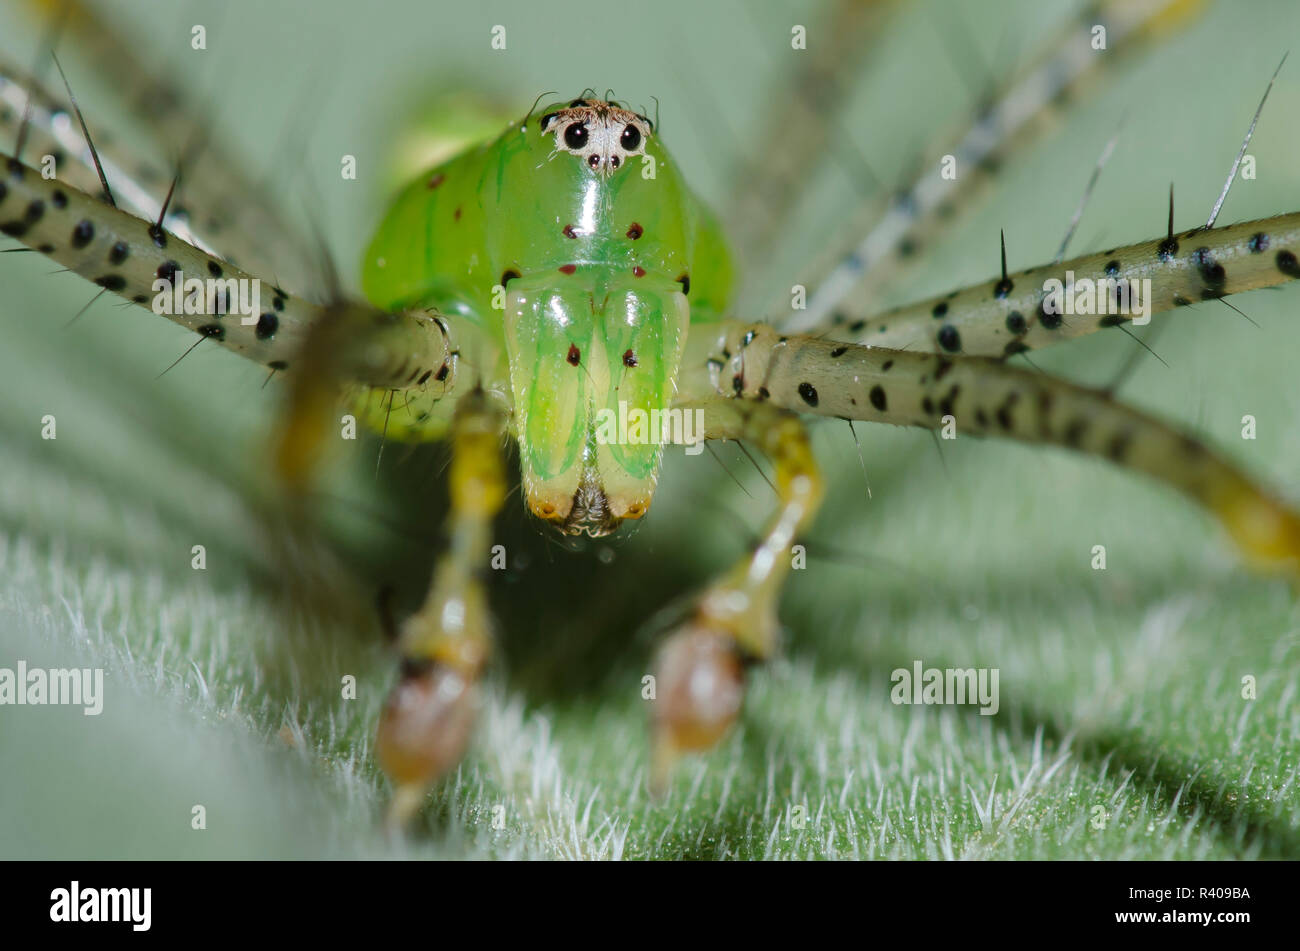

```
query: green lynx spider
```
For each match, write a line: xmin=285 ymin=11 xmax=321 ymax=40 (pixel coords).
xmin=4 ymin=0 xmax=1300 ymax=823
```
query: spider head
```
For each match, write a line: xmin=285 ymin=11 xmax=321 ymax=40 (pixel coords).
xmin=538 ymin=99 xmax=653 ymax=177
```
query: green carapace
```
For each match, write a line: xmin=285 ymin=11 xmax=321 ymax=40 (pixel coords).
xmin=362 ymin=98 xmax=732 ymax=536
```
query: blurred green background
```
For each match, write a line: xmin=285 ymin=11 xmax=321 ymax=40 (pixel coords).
xmin=1 ymin=0 xmax=1298 ymax=858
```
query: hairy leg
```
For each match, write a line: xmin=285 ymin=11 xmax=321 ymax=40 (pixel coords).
xmin=795 ymin=213 xmax=1300 ymax=358
xmin=5 ymin=1 xmax=315 ymax=280
xmin=681 ymin=321 xmax=1300 ymax=573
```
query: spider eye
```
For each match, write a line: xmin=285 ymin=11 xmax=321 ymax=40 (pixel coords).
xmin=564 ymin=122 xmax=589 ymax=149
xmin=539 ymin=111 xmax=558 ymax=131
xmin=610 ymin=155 xmax=620 ymax=169
xmin=587 ymin=154 xmax=601 ymax=169
xmin=619 ymin=124 xmax=641 ymax=150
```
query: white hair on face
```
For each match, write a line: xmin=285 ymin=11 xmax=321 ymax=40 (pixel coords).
xmin=539 ymin=100 xmax=653 ymax=176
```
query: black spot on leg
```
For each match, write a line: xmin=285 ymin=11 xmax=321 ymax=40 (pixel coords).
xmin=676 ymin=273 xmax=690 ymax=295
xmin=1 ymin=198 xmax=43 ymax=236
xmin=197 ymin=323 xmax=225 ymax=340
xmin=1038 ymin=297 xmax=1063 ymax=330
xmin=932 ymin=301 xmax=948 ymax=319
xmin=255 ymin=313 xmax=278 ymax=340
xmin=51 ymin=190 xmax=67 ymax=209
xmin=0 ymin=180 xmax=6 ymax=205
xmin=869 ymin=385 xmax=887 ymax=411
xmin=848 ymin=319 xmax=867 ymax=333
xmin=417 ymin=369 xmax=433 ymax=385
xmin=933 ymin=359 xmax=955 ymax=382
xmin=70 ymin=219 xmax=94 ymax=249
xmin=1063 ymin=418 xmax=1088 ymax=448
xmin=1248 ymin=232 xmax=1269 ymax=253
xmin=268 ymin=360 xmax=288 ymax=371
xmin=109 ymin=241 xmax=129 ymax=265
xmin=157 ymin=260 xmax=179 ymax=285
xmin=993 ymin=276 xmax=1013 ymax=299
xmin=148 ymin=223 xmax=167 ymax=248
xmin=434 ymin=363 xmax=450 ymax=382
xmin=1106 ymin=431 xmax=1131 ymax=461
xmin=1098 ymin=315 xmax=1127 ymax=327
xmin=937 ymin=324 xmax=961 ymax=352
xmin=921 ymin=396 xmax=935 ymax=416
xmin=1005 ymin=311 xmax=1027 ymax=335
xmin=1104 ymin=260 xmax=1120 ymax=276
xmin=1172 ymin=294 xmax=1193 ymax=307
xmin=830 ymin=346 xmax=847 ymax=357
xmin=881 ymin=359 xmax=894 ymax=371
xmin=1002 ymin=340 xmax=1029 ymax=357
xmin=938 ymin=384 xmax=961 ymax=418
xmin=501 ymin=269 xmax=521 ymax=286
xmin=1276 ymin=250 xmax=1300 ymax=278
xmin=207 ymin=260 xmax=223 ymax=278
xmin=1192 ymin=247 xmax=1225 ymax=287
xmin=1157 ymin=236 xmax=1178 ymax=262
xmin=995 ymin=391 xmax=1020 ymax=431
xmin=94 ymin=275 xmax=126 ymax=291
xmin=797 ymin=382 xmax=819 ymax=406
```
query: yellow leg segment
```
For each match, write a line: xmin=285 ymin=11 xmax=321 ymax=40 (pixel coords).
xmin=651 ymin=400 xmax=824 ymax=792
xmin=376 ymin=389 xmax=506 ymax=824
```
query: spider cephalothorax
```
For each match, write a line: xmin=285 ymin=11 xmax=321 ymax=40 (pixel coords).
xmin=538 ymin=98 xmax=653 ymax=174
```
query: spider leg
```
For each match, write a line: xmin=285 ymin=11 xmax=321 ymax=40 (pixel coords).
xmin=649 ymin=399 xmax=822 ymax=792
xmin=785 ymin=212 xmax=1300 ymax=358
xmin=2 ymin=3 xmax=316 ymax=281
xmin=781 ymin=0 xmax=1206 ymax=329
xmin=0 ymin=153 xmax=470 ymax=490
xmin=683 ymin=321 xmax=1300 ymax=574
xmin=377 ymin=388 xmax=506 ymax=824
